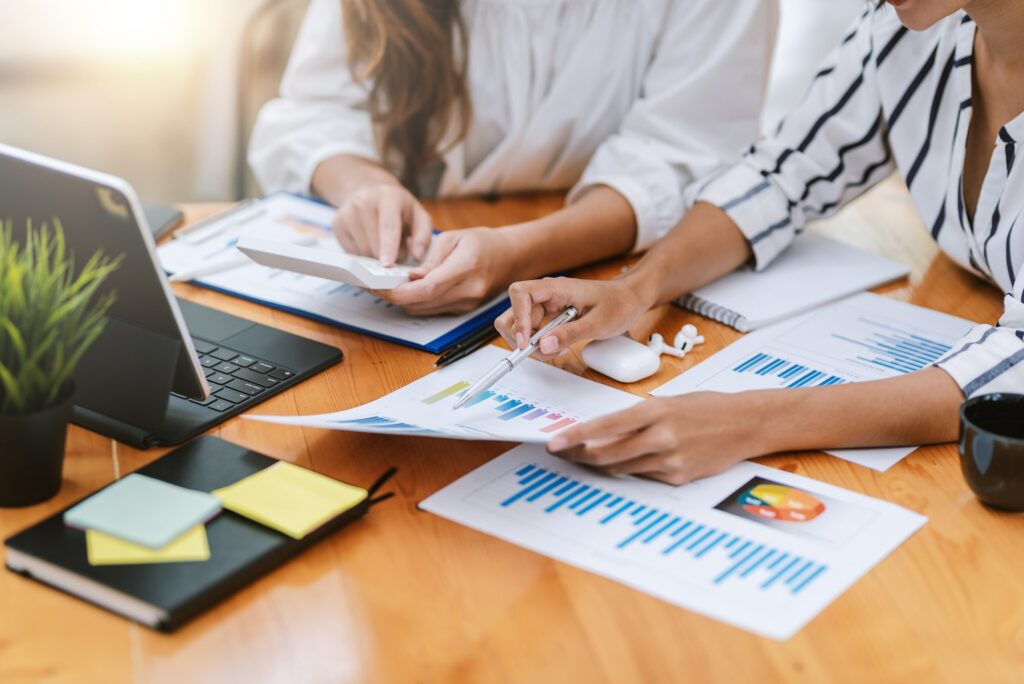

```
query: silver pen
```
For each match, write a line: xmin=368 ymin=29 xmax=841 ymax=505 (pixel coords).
xmin=452 ymin=306 xmax=578 ymax=410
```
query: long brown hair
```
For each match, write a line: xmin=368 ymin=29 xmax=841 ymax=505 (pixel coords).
xmin=341 ymin=0 xmax=471 ymax=191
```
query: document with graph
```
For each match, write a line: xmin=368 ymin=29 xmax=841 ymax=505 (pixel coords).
xmin=420 ymin=444 xmax=926 ymax=640
xmin=156 ymin=193 xmax=507 ymax=353
xmin=244 ymin=345 xmax=641 ymax=442
xmin=654 ymin=292 xmax=975 ymax=471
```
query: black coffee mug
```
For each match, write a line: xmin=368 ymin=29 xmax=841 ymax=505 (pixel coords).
xmin=959 ymin=393 xmax=1024 ymax=511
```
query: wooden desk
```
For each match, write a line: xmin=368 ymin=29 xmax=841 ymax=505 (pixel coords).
xmin=2 ymin=178 xmax=1021 ymax=683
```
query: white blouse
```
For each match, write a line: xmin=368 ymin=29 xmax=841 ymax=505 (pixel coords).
xmin=691 ymin=7 xmax=1024 ymax=398
xmin=249 ymin=0 xmax=777 ymax=251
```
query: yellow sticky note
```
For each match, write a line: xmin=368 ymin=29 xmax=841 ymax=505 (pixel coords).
xmin=87 ymin=525 xmax=210 ymax=566
xmin=212 ymin=462 xmax=367 ymax=540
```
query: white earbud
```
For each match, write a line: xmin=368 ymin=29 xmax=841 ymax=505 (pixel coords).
xmin=647 ymin=333 xmax=686 ymax=358
xmin=673 ymin=323 xmax=705 ymax=354
xmin=647 ymin=324 xmax=704 ymax=360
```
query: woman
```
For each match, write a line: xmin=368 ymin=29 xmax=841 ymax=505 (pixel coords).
xmin=249 ymin=0 xmax=776 ymax=314
xmin=497 ymin=0 xmax=1024 ymax=484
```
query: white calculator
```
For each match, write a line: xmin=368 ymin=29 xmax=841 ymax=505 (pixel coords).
xmin=236 ymin=235 xmax=413 ymax=290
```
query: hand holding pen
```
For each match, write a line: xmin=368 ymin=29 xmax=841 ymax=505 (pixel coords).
xmin=453 ymin=306 xmax=578 ymax=410
xmin=494 ymin=278 xmax=652 ymax=360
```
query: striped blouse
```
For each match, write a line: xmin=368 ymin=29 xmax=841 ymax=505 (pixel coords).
xmin=689 ymin=7 xmax=1024 ymax=398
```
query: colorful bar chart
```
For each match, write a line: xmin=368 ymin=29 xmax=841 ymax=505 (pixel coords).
xmin=732 ymin=353 xmax=848 ymax=388
xmin=420 ymin=381 xmax=579 ymax=435
xmin=423 ymin=381 xmax=471 ymax=404
xmin=499 ymin=464 xmax=828 ymax=595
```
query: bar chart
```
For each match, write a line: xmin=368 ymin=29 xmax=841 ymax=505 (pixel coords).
xmin=422 ymin=445 xmax=927 ymax=639
xmin=421 ymin=380 xmax=579 ymax=434
xmin=731 ymin=353 xmax=848 ymax=388
xmin=493 ymin=463 xmax=828 ymax=594
xmin=831 ymin=316 xmax=952 ymax=374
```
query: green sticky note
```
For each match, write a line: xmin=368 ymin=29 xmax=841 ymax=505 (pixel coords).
xmin=86 ymin=525 xmax=211 ymax=566
xmin=64 ymin=473 xmax=221 ymax=549
xmin=213 ymin=462 xmax=367 ymax=539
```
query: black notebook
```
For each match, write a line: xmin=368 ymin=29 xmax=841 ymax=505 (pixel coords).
xmin=4 ymin=436 xmax=393 ymax=632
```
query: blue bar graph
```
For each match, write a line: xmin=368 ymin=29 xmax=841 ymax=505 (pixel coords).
xmin=836 ymin=317 xmax=952 ymax=374
xmin=500 ymin=464 xmax=828 ymax=595
xmin=732 ymin=354 xmax=847 ymax=388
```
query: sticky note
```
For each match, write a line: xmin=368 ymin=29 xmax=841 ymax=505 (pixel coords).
xmin=86 ymin=525 xmax=211 ymax=566
xmin=64 ymin=473 xmax=221 ymax=549
xmin=213 ymin=462 xmax=367 ymax=539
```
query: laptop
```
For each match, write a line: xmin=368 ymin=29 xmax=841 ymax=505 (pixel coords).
xmin=0 ymin=144 xmax=342 ymax=448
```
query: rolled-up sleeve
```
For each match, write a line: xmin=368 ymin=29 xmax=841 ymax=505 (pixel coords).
xmin=936 ymin=274 xmax=1024 ymax=397
xmin=569 ymin=0 xmax=778 ymax=253
xmin=248 ymin=0 xmax=380 ymax=196
xmin=688 ymin=9 xmax=896 ymax=269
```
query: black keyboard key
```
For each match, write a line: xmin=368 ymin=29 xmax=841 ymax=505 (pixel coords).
xmin=234 ymin=368 xmax=280 ymax=388
xmin=214 ymin=362 xmax=239 ymax=374
xmin=253 ymin=362 xmax=275 ymax=374
xmin=269 ymin=368 xmax=295 ymax=381
xmin=192 ymin=339 xmax=216 ymax=354
xmin=200 ymin=356 xmax=220 ymax=368
xmin=203 ymin=368 xmax=216 ymax=378
xmin=234 ymin=355 xmax=257 ymax=368
xmin=214 ymin=388 xmax=248 ymax=404
xmin=210 ymin=348 xmax=238 ymax=362
xmin=208 ymin=399 xmax=235 ymax=412
xmin=171 ymin=392 xmax=186 ymax=399
xmin=227 ymin=379 xmax=263 ymax=396
xmin=189 ymin=395 xmax=218 ymax=406
xmin=209 ymin=372 xmax=233 ymax=385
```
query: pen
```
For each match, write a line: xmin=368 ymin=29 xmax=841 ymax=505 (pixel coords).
xmin=451 ymin=306 xmax=577 ymax=410
xmin=434 ymin=326 xmax=499 ymax=367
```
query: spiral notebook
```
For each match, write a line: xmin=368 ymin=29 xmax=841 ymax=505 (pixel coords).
xmin=676 ymin=234 xmax=910 ymax=332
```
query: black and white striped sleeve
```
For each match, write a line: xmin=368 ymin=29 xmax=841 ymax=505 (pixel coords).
xmin=686 ymin=10 xmax=897 ymax=269
xmin=936 ymin=270 xmax=1024 ymax=397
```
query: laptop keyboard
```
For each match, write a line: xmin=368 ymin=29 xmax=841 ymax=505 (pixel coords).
xmin=176 ymin=338 xmax=296 ymax=412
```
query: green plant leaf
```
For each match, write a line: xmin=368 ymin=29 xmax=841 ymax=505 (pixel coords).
xmin=0 ymin=220 xmax=119 ymax=413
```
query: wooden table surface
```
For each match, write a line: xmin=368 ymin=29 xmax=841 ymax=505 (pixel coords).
xmin=2 ymin=177 xmax=1021 ymax=684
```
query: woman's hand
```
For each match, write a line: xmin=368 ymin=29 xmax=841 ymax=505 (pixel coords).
xmin=375 ymin=228 xmax=520 ymax=315
xmin=547 ymin=391 xmax=772 ymax=485
xmin=332 ymin=184 xmax=434 ymax=267
xmin=494 ymin=276 xmax=656 ymax=359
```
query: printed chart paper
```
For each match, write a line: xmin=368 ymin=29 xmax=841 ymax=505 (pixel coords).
xmin=157 ymin=194 xmax=504 ymax=347
xmin=420 ymin=444 xmax=926 ymax=640
xmin=654 ymin=293 xmax=975 ymax=471
xmin=245 ymin=345 xmax=641 ymax=443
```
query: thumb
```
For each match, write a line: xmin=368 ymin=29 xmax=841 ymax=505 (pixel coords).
xmin=410 ymin=233 xmax=455 ymax=279
xmin=536 ymin=317 xmax=604 ymax=356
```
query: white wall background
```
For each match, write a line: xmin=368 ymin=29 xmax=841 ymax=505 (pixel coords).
xmin=0 ymin=0 xmax=864 ymax=203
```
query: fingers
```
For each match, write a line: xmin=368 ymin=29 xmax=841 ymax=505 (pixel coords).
xmin=409 ymin=233 xmax=456 ymax=280
xmin=385 ymin=236 xmax=463 ymax=307
xmin=377 ymin=197 xmax=403 ymax=267
xmin=506 ymin=278 xmax=582 ymax=351
xmin=494 ymin=308 xmax=516 ymax=347
xmin=558 ymin=428 xmax=664 ymax=467
xmin=507 ymin=282 xmax=547 ymax=350
xmin=548 ymin=400 xmax=663 ymax=453
xmin=332 ymin=206 xmax=359 ymax=255
xmin=407 ymin=204 xmax=434 ymax=263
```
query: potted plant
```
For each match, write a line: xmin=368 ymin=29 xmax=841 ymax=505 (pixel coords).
xmin=0 ymin=221 xmax=120 ymax=507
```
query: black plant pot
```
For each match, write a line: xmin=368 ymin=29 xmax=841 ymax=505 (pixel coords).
xmin=0 ymin=385 xmax=74 ymax=507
